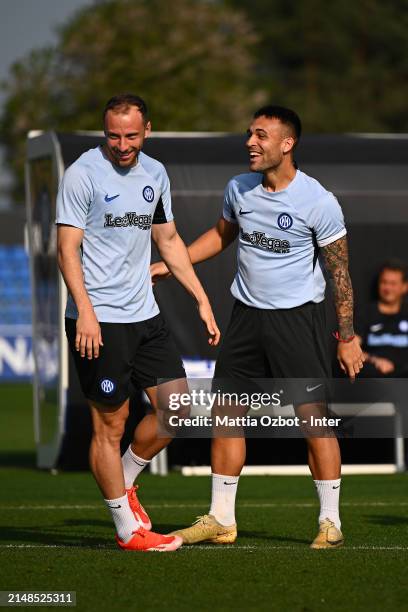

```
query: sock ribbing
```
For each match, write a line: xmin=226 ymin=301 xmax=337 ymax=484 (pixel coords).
xmin=122 ymin=445 xmax=151 ymax=489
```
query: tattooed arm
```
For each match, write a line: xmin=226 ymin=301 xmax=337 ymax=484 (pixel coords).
xmin=321 ymin=236 xmax=365 ymax=380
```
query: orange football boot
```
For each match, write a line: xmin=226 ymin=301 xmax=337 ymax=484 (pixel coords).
xmin=116 ymin=528 xmax=182 ymax=552
xmin=126 ymin=485 xmax=152 ymax=530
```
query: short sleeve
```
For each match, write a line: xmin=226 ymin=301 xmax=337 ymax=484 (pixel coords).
xmin=153 ymin=168 xmax=174 ymax=224
xmin=308 ymin=192 xmax=346 ymax=247
xmin=222 ymin=180 xmax=237 ymax=224
xmin=55 ymin=164 xmax=93 ymax=229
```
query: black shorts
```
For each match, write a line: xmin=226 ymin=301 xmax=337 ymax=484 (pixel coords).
xmin=213 ymin=300 xmax=331 ymax=405
xmin=65 ymin=314 xmax=186 ymax=406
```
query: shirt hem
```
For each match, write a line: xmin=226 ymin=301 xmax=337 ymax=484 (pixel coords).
xmin=65 ymin=305 xmax=160 ymax=324
xmin=230 ymin=290 xmax=325 ymax=310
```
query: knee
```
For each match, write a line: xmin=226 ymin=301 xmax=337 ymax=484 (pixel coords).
xmin=176 ymin=403 xmax=191 ymax=420
xmin=93 ymin=419 xmax=126 ymax=448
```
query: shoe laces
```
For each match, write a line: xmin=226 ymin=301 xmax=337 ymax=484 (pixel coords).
xmin=320 ymin=518 xmax=336 ymax=529
xmin=192 ymin=514 xmax=211 ymax=526
xmin=132 ymin=526 xmax=148 ymax=538
xmin=127 ymin=485 xmax=140 ymax=508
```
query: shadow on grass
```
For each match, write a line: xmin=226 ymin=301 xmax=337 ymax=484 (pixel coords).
xmin=64 ymin=519 xmax=111 ymax=529
xmin=65 ymin=520 xmax=309 ymax=545
xmin=364 ymin=514 xmax=408 ymax=526
xmin=0 ymin=522 xmax=310 ymax=549
xmin=0 ymin=524 xmax=114 ymax=549
xmin=234 ymin=531 xmax=309 ymax=545
xmin=0 ymin=451 xmax=36 ymax=468
xmin=153 ymin=524 xmax=309 ymax=545
xmin=66 ymin=518 xmax=183 ymax=533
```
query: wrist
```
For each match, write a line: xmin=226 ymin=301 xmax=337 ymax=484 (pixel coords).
xmin=333 ymin=331 xmax=355 ymax=343
xmin=195 ymin=293 xmax=209 ymax=308
xmin=77 ymin=302 xmax=95 ymax=316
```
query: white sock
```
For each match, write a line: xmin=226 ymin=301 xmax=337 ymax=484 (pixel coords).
xmin=314 ymin=479 xmax=341 ymax=529
xmin=105 ymin=493 xmax=139 ymax=542
xmin=121 ymin=445 xmax=151 ymax=489
xmin=209 ymin=473 xmax=239 ymax=526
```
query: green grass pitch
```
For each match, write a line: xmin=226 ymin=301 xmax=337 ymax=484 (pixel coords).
xmin=0 ymin=384 xmax=407 ymax=611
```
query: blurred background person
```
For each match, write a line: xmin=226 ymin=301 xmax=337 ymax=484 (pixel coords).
xmin=356 ymin=260 xmax=408 ymax=378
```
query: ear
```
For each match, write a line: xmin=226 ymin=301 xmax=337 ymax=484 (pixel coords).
xmin=282 ymin=136 xmax=295 ymax=154
xmin=144 ymin=120 xmax=152 ymax=138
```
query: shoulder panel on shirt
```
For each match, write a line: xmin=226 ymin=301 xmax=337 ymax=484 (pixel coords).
xmin=55 ymin=156 xmax=95 ymax=229
xmin=139 ymin=151 xmax=167 ymax=186
xmin=288 ymin=170 xmax=346 ymax=247
xmin=222 ymin=173 xmax=262 ymax=223
xmin=71 ymin=146 xmax=107 ymax=175
xmin=229 ymin=172 xmax=263 ymax=195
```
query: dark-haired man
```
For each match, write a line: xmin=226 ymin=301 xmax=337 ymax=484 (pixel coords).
xmin=152 ymin=105 xmax=363 ymax=549
xmin=357 ymin=260 xmax=408 ymax=377
xmin=56 ymin=94 xmax=220 ymax=551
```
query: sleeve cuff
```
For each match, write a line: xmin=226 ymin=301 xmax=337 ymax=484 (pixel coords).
xmin=55 ymin=219 xmax=86 ymax=230
xmin=317 ymin=228 xmax=347 ymax=247
xmin=223 ymin=213 xmax=238 ymax=224
xmin=152 ymin=215 xmax=174 ymax=225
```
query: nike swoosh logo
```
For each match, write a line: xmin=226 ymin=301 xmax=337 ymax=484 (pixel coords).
xmin=370 ymin=324 xmax=383 ymax=332
xmin=104 ymin=194 xmax=120 ymax=202
xmin=224 ymin=481 xmax=237 ymax=486
xmin=306 ymin=384 xmax=322 ymax=392
xmin=239 ymin=207 xmax=253 ymax=215
xmin=332 ymin=485 xmax=340 ymax=489
xmin=108 ymin=504 xmax=121 ymax=509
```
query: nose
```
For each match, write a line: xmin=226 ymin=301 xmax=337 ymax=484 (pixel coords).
xmin=246 ymin=133 xmax=255 ymax=148
xmin=118 ymin=137 xmax=129 ymax=151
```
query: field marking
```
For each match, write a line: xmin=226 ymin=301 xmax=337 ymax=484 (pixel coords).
xmin=187 ymin=545 xmax=408 ymax=551
xmin=0 ymin=501 xmax=408 ymax=511
xmin=0 ymin=544 xmax=407 ymax=551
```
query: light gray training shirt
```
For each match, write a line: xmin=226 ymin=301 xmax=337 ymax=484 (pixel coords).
xmin=223 ymin=169 xmax=346 ymax=309
xmin=56 ymin=146 xmax=173 ymax=322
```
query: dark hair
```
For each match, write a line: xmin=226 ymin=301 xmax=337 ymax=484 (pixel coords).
xmin=253 ymin=105 xmax=302 ymax=144
xmin=378 ymin=258 xmax=408 ymax=282
xmin=103 ymin=94 xmax=148 ymax=124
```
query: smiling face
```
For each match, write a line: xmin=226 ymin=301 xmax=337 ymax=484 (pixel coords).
xmin=246 ymin=116 xmax=296 ymax=173
xmin=104 ymin=105 xmax=151 ymax=168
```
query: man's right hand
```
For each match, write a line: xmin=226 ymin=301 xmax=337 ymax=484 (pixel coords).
xmin=76 ymin=309 xmax=103 ymax=359
xmin=370 ymin=355 xmax=395 ymax=375
xmin=150 ymin=261 xmax=171 ymax=285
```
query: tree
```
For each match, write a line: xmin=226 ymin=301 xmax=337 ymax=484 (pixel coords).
xmin=227 ymin=0 xmax=408 ymax=132
xmin=0 ymin=0 xmax=262 ymax=202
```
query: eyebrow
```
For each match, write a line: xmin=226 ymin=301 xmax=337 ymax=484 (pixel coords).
xmin=247 ymin=128 xmax=268 ymax=136
xmin=107 ymin=131 xmax=139 ymax=137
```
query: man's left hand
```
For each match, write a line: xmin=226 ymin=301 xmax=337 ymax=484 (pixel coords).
xmin=197 ymin=299 xmax=221 ymax=346
xmin=337 ymin=337 xmax=365 ymax=380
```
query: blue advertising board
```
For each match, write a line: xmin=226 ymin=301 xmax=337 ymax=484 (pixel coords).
xmin=0 ymin=326 xmax=33 ymax=380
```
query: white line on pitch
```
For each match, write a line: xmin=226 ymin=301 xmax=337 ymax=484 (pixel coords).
xmin=0 ymin=501 xmax=407 ymax=510
xmin=184 ymin=545 xmax=408 ymax=551
xmin=0 ymin=544 xmax=407 ymax=551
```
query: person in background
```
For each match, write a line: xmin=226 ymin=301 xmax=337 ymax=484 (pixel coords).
xmin=356 ymin=260 xmax=408 ymax=378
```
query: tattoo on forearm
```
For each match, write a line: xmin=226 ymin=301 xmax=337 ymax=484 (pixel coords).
xmin=321 ymin=237 xmax=354 ymax=338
